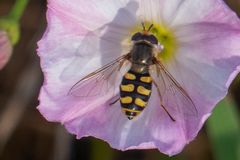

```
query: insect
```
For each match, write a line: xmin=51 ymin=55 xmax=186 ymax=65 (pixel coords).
xmin=69 ymin=23 xmax=197 ymax=121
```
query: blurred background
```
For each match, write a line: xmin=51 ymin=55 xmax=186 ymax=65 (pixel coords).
xmin=0 ymin=0 xmax=239 ymax=160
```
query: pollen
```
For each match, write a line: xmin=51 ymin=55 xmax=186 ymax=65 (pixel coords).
xmin=151 ymin=23 xmax=177 ymax=62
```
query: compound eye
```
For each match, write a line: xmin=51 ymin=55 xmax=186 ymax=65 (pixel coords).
xmin=131 ymin=32 xmax=142 ymax=41
xmin=147 ymin=35 xmax=158 ymax=45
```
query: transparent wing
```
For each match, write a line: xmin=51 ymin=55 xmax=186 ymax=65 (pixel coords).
xmin=68 ymin=54 xmax=130 ymax=99
xmin=60 ymin=25 xmax=132 ymax=81
xmin=150 ymin=58 xmax=198 ymax=120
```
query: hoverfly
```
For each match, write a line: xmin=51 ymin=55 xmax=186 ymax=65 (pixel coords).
xmin=69 ymin=23 xmax=197 ymax=121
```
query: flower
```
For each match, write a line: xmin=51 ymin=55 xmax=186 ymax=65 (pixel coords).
xmin=37 ymin=0 xmax=240 ymax=155
xmin=0 ymin=30 xmax=12 ymax=70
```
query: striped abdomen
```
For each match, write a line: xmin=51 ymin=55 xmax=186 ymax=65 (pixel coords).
xmin=120 ymin=69 xmax=152 ymax=120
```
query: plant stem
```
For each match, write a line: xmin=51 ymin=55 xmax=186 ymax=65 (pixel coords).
xmin=8 ymin=0 xmax=29 ymax=21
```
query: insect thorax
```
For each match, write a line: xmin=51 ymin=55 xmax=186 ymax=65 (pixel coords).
xmin=131 ymin=42 xmax=154 ymax=64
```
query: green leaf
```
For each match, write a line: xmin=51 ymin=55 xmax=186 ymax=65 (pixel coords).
xmin=207 ymin=98 xmax=240 ymax=160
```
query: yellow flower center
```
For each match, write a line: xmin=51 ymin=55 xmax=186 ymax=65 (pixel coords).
xmin=128 ymin=21 xmax=177 ymax=62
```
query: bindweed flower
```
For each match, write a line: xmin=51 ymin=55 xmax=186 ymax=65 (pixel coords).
xmin=37 ymin=0 xmax=240 ymax=155
xmin=0 ymin=30 xmax=12 ymax=70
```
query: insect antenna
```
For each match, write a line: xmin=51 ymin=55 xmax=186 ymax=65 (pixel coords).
xmin=141 ymin=22 xmax=146 ymax=31
xmin=147 ymin=24 xmax=154 ymax=32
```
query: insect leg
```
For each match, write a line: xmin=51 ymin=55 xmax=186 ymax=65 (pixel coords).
xmin=109 ymin=96 xmax=120 ymax=106
xmin=152 ymin=80 xmax=176 ymax=122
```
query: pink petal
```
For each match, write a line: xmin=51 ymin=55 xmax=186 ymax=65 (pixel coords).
xmin=37 ymin=0 xmax=136 ymax=121
xmin=63 ymin=21 xmax=240 ymax=155
xmin=37 ymin=0 xmax=240 ymax=156
xmin=129 ymin=0 xmax=240 ymax=27
xmin=47 ymin=0 xmax=137 ymax=30
xmin=64 ymin=88 xmax=194 ymax=155
xmin=162 ymin=22 xmax=240 ymax=146
xmin=0 ymin=31 xmax=12 ymax=70
xmin=159 ymin=0 xmax=240 ymax=27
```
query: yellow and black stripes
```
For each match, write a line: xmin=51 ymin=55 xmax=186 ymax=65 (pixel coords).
xmin=120 ymin=69 xmax=152 ymax=120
